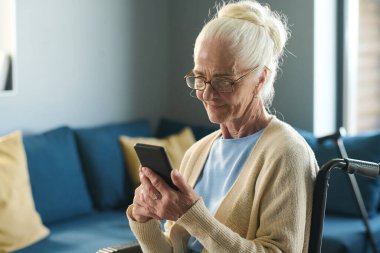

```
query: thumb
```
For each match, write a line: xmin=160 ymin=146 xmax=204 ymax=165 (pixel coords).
xmin=171 ymin=169 xmax=189 ymax=192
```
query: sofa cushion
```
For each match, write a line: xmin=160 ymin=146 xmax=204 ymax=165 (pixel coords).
xmin=23 ymin=127 xmax=93 ymax=225
xmin=155 ymin=118 xmax=218 ymax=141
xmin=0 ymin=131 xmax=50 ymax=252
xmin=321 ymin=214 xmax=379 ymax=253
xmin=13 ymin=211 xmax=137 ymax=253
xmin=119 ymin=127 xmax=196 ymax=187
xmin=299 ymin=129 xmax=380 ymax=217
xmin=74 ymin=120 xmax=152 ymax=210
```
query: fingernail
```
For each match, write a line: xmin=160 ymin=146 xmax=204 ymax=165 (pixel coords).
xmin=173 ymin=169 xmax=180 ymax=176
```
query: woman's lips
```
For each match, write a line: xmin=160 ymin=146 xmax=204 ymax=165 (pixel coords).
xmin=206 ymin=103 xmax=225 ymax=110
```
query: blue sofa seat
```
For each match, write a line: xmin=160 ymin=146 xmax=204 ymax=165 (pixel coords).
xmin=14 ymin=211 xmax=135 ymax=253
xmin=322 ymin=214 xmax=380 ymax=253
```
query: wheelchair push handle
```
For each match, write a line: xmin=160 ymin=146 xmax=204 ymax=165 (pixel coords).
xmin=344 ymin=158 xmax=380 ymax=179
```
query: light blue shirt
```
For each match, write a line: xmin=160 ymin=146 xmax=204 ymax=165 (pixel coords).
xmin=187 ymin=129 xmax=263 ymax=253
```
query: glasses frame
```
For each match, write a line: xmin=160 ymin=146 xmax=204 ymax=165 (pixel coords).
xmin=184 ymin=67 xmax=258 ymax=93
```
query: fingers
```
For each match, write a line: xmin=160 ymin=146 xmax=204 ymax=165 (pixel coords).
xmin=171 ymin=169 xmax=200 ymax=212
xmin=136 ymin=167 xmax=200 ymax=221
xmin=132 ymin=187 xmax=160 ymax=220
xmin=170 ymin=169 xmax=189 ymax=193
xmin=133 ymin=187 xmax=148 ymax=209
xmin=140 ymin=170 xmax=162 ymax=200
xmin=132 ymin=203 xmax=160 ymax=222
xmin=135 ymin=175 xmax=163 ymax=215
xmin=141 ymin=167 xmax=171 ymax=194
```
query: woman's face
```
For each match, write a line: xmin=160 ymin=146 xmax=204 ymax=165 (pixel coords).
xmin=194 ymin=39 xmax=259 ymax=124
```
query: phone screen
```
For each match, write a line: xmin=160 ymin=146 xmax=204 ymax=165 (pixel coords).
xmin=134 ymin=143 xmax=178 ymax=190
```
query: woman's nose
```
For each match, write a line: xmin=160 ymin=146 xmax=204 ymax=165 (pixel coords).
xmin=201 ymin=82 xmax=216 ymax=100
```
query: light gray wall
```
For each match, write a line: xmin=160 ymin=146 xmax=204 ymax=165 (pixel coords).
xmin=266 ymin=0 xmax=314 ymax=131
xmin=0 ymin=0 xmax=169 ymax=135
xmin=1 ymin=0 xmax=318 ymax=135
xmin=167 ymin=0 xmax=315 ymax=131
xmin=166 ymin=0 xmax=215 ymax=127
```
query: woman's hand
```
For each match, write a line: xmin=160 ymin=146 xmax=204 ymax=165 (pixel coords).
xmin=138 ymin=166 xmax=200 ymax=221
xmin=131 ymin=184 xmax=160 ymax=223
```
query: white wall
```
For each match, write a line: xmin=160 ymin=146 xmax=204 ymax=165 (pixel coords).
xmin=0 ymin=0 xmax=15 ymax=93
xmin=0 ymin=0 xmax=14 ymax=53
xmin=314 ymin=0 xmax=337 ymax=136
xmin=0 ymin=0 xmax=169 ymax=135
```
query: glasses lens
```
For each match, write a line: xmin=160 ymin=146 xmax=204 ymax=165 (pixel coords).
xmin=211 ymin=78 xmax=233 ymax=92
xmin=185 ymin=76 xmax=195 ymax=89
xmin=186 ymin=76 xmax=205 ymax=90
xmin=185 ymin=76 xmax=233 ymax=92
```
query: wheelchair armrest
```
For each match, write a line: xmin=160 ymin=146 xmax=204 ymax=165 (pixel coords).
xmin=97 ymin=242 xmax=142 ymax=253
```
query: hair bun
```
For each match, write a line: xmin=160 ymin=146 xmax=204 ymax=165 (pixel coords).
xmin=217 ymin=1 xmax=289 ymax=58
xmin=218 ymin=2 xmax=266 ymax=27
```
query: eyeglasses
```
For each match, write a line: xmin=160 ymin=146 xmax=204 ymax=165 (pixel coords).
xmin=184 ymin=67 xmax=257 ymax=93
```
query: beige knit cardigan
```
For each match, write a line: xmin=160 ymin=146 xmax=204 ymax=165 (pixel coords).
xmin=127 ymin=117 xmax=318 ymax=253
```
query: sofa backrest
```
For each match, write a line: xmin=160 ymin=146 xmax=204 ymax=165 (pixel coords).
xmin=298 ymin=129 xmax=380 ymax=217
xmin=155 ymin=118 xmax=218 ymax=140
xmin=74 ymin=120 xmax=152 ymax=210
xmin=23 ymin=127 xmax=93 ymax=225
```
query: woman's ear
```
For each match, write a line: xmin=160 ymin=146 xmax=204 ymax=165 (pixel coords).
xmin=253 ymin=67 xmax=269 ymax=96
xmin=257 ymin=67 xmax=269 ymax=88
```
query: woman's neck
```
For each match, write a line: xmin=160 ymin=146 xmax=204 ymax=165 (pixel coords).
xmin=220 ymin=105 xmax=272 ymax=139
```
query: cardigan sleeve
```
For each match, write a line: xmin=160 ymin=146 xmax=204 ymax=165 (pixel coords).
xmin=126 ymin=205 xmax=173 ymax=253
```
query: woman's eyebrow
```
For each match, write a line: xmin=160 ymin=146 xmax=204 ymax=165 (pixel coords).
xmin=193 ymin=70 xmax=234 ymax=77
xmin=193 ymin=69 xmax=204 ymax=75
xmin=213 ymin=72 xmax=234 ymax=77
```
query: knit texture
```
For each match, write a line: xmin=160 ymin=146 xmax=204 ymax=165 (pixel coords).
xmin=127 ymin=117 xmax=318 ymax=253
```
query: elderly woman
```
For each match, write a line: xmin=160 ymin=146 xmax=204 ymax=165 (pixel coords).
xmin=126 ymin=1 xmax=318 ymax=252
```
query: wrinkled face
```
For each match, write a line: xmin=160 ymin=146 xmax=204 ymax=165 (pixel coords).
xmin=194 ymin=39 xmax=259 ymax=124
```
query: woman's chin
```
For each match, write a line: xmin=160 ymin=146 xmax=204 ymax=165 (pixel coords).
xmin=207 ymin=113 xmax=226 ymax=124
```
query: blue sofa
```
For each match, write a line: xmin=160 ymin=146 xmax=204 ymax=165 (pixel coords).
xmin=13 ymin=118 xmax=217 ymax=253
xmin=12 ymin=118 xmax=380 ymax=253
xmin=14 ymin=120 xmax=154 ymax=253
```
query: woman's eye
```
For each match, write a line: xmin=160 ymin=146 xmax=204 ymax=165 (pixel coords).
xmin=194 ymin=78 xmax=204 ymax=88
xmin=213 ymin=79 xmax=232 ymax=86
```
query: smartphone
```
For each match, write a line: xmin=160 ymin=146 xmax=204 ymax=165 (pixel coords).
xmin=134 ymin=143 xmax=178 ymax=190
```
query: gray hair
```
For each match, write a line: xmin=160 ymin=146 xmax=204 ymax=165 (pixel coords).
xmin=194 ymin=0 xmax=290 ymax=109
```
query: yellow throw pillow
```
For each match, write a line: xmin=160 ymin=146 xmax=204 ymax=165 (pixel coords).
xmin=119 ymin=127 xmax=195 ymax=187
xmin=0 ymin=131 xmax=49 ymax=252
